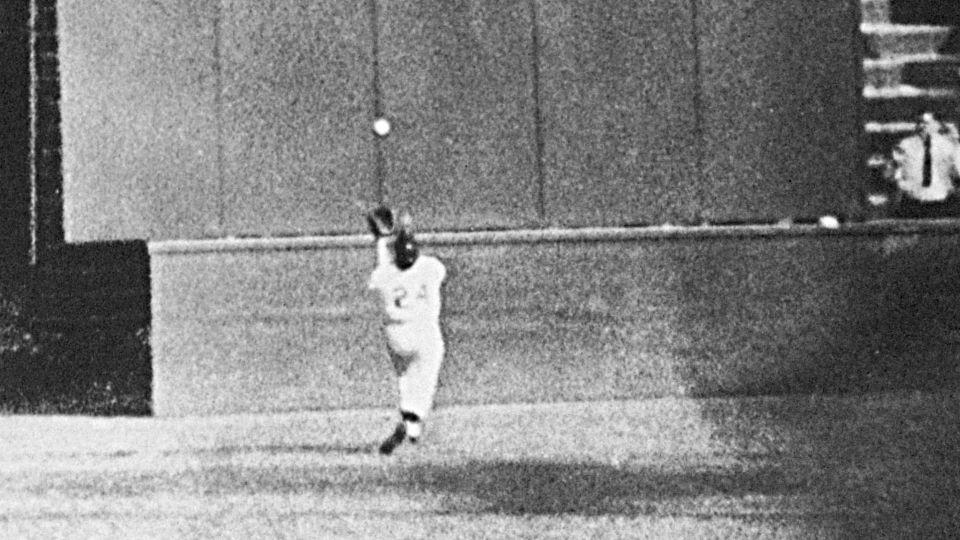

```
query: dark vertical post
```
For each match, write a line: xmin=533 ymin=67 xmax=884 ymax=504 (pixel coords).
xmin=689 ymin=0 xmax=705 ymax=212
xmin=0 ymin=0 xmax=32 ymax=274
xmin=32 ymin=0 xmax=64 ymax=260
xmin=213 ymin=0 xmax=225 ymax=236
xmin=368 ymin=0 xmax=385 ymax=204
xmin=528 ymin=0 xmax=546 ymax=224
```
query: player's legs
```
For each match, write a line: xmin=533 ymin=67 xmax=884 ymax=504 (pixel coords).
xmin=397 ymin=337 xmax=444 ymax=424
xmin=381 ymin=333 xmax=443 ymax=453
xmin=378 ymin=420 xmax=406 ymax=455
xmin=401 ymin=410 xmax=423 ymax=442
xmin=380 ymin=348 xmax=412 ymax=455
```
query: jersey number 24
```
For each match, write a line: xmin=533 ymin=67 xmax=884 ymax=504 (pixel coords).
xmin=392 ymin=284 xmax=427 ymax=307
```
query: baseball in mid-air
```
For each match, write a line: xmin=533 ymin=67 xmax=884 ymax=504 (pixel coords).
xmin=373 ymin=118 xmax=391 ymax=137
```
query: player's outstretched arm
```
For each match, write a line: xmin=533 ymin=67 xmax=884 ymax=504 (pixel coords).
xmin=374 ymin=236 xmax=392 ymax=268
xmin=365 ymin=204 xmax=397 ymax=269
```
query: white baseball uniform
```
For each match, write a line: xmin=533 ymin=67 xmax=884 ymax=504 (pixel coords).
xmin=368 ymin=238 xmax=446 ymax=420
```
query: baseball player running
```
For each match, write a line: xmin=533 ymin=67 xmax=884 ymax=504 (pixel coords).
xmin=365 ymin=206 xmax=447 ymax=455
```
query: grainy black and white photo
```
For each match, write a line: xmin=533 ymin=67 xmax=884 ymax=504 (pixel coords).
xmin=1 ymin=0 xmax=960 ymax=537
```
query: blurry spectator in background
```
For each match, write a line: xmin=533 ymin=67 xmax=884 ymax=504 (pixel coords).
xmin=884 ymin=112 xmax=960 ymax=219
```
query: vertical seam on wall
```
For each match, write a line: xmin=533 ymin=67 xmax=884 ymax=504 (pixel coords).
xmin=368 ymin=0 xmax=385 ymax=204
xmin=28 ymin=0 xmax=38 ymax=265
xmin=213 ymin=1 xmax=225 ymax=235
xmin=529 ymin=0 xmax=546 ymax=223
xmin=690 ymin=0 xmax=706 ymax=193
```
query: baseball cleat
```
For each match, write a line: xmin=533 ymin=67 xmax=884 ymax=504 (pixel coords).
xmin=379 ymin=422 xmax=406 ymax=455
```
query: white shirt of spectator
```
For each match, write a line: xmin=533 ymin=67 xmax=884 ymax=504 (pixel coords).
xmin=891 ymin=127 xmax=960 ymax=203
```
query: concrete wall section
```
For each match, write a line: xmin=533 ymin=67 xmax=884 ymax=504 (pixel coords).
xmin=58 ymin=0 xmax=221 ymax=241
xmin=378 ymin=0 xmax=540 ymax=230
xmin=150 ymin=229 xmax=960 ymax=416
xmin=695 ymin=0 xmax=862 ymax=223
xmin=58 ymin=0 xmax=861 ymax=240
xmin=219 ymin=0 xmax=376 ymax=236
xmin=538 ymin=0 xmax=700 ymax=227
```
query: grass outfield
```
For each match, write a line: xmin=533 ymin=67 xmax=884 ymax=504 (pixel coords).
xmin=1 ymin=391 xmax=958 ymax=539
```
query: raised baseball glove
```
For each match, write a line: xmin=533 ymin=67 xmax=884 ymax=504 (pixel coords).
xmin=366 ymin=204 xmax=396 ymax=237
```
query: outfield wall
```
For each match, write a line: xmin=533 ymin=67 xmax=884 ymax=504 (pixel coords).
xmin=51 ymin=0 xmax=892 ymax=416
xmin=57 ymin=0 xmax=860 ymax=240
xmin=151 ymin=224 xmax=960 ymax=416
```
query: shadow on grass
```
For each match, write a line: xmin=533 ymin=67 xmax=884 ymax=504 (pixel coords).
xmin=177 ymin=443 xmax=375 ymax=457
xmin=33 ymin=458 xmax=803 ymax=517
xmin=698 ymin=393 xmax=960 ymax=538
xmin=397 ymin=459 xmax=807 ymax=517
xmin=22 ymin=420 xmax=960 ymax=536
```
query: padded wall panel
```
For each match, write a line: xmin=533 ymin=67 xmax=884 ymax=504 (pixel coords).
xmin=378 ymin=0 xmax=540 ymax=230
xmin=219 ymin=0 xmax=376 ymax=236
xmin=58 ymin=0 xmax=220 ymax=241
xmin=151 ymin=231 xmax=960 ymax=415
xmin=151 ymin=246 xmax=389 ymax=416
xmin=538 ymin=0 xmax=700 ymax=226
